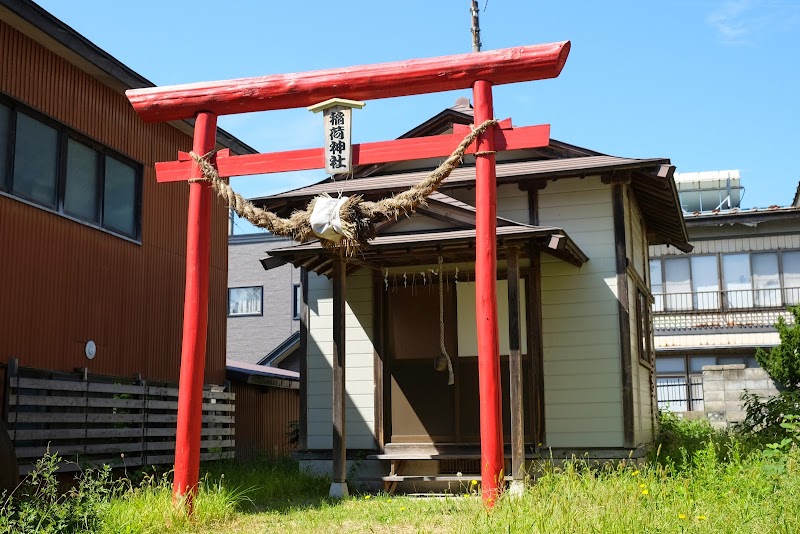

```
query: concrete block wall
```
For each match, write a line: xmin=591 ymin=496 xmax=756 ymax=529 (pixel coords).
xmin=702 ymin=364 xmax=780 ymax=429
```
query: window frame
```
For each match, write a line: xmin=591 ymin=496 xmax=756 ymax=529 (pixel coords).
xmin=0 ymin=92 xmax=142 ymax=242
xmin=292 ymin=283 xmax=301 ymax=320
xmin=227 ymin=286 xmax=264 ymax=317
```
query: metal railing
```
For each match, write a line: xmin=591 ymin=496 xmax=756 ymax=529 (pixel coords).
xmin=656 ymin=376 xmax=704 ymax=412
xmin=652 ymin=287 xmax=799 ymax=330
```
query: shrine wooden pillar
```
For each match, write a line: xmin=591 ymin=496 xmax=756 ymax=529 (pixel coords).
xmin=473 ymin=80 xmax=503 ymax=506
xmin=330 ymin=256 xmax=348 ymax=498
xmin=173 ymin=111 xmax=217 ymax=504
xmin=506 ymin=245 xmax=525 ymax=494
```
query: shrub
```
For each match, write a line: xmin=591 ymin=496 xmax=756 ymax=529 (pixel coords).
xmin=653 ymin=410 xmax=717 ymax=464
xmin=738 ymin=390 xmax=800 ymax=443
xmin=0 ymin=450 xmax=121 ymax=533
xmin=755 ymin=306 xmax=800 ymax=389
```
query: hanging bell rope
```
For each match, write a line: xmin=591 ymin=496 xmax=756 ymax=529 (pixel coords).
xmin=435 ymin=256 xmax=455 ymax=386
xmin=189 ymin=119 xmax=498 ymax=253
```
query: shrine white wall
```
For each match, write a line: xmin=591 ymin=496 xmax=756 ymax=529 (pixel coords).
xmin=306 ymin=268 xmax=376 ymax=450
xmin=538 ymin=175 xmax=625 ymax=448
xmin=447 ymin=184 xmax=531 ymax=224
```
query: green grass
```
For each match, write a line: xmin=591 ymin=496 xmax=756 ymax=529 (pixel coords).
xmin=92 ymin=441 xmax=800 ymax=534
xmin=97 ymin=457 xmax=330 ymax=534
xmin=5 ymin=419 xmax=800 ymax=533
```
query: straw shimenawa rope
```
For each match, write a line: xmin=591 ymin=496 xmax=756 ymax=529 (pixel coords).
xmin=191 ymin=118 xmax=499 ymax=252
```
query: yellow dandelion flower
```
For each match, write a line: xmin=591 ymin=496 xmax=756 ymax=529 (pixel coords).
xmin=697 ymin=515 xmax=707 ymax=521
xmin=678 ymin=513 xmax=686 ymax=519
xmin=632 ymin=470 xmax=640 ymax=476
xmin=400 ymin=507 xmax=406 ymax=511
xmin=471 ymin=479 xmax=478 ymax=486
xmin=641 ymin=489 xmax=649 ymax=495
xmin=364 ymin=495 xmax=371 ymax=500
xmin=639 ymin=484 xmax=646 ymax=489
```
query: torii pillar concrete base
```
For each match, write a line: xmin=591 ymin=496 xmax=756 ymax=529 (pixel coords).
xmin=329 ymin=481 xmax=349 ymax=499
xmin=508 ymin=480 xmax=526 ymax=498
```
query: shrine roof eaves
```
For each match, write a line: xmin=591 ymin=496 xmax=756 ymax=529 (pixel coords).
xmin=261 ymin=225 xmax=589 ymax=277
xmin=251 ymin=154 xmax=691 ymax=253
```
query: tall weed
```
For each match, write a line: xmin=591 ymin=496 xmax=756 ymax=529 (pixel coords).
xmin=0 ymin=451 xmax=121 ymax=533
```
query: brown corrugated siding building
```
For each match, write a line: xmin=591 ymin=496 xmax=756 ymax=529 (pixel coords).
xmin=0 ymin=1 xmax=255 ymax=386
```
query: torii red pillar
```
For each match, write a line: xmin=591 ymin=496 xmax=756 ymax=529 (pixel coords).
xmin=173 ymin=111 xmax=217 ymax=505
xmin=473 ymin=80 xmax=503 ymax=502
xmin=126 ymin=42 xmax=570 ymax=508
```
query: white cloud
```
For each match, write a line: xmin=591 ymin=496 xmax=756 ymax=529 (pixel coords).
xmin=707 ymin=0 xmax=800 ymax=44
xmin=707 ymin=0 xmax=754 ymax=43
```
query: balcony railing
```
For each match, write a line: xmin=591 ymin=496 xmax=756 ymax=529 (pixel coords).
xmin=653 ymin=287 xmax=799 ymax=331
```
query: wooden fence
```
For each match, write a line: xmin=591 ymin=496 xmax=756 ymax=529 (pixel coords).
xmin=2 ymin=360 xmax=235 ymax=474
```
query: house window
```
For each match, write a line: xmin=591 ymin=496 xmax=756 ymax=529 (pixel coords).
xmin=656 ymin=353 xmax=760 ymax=412
xmin=650 ymin=259 xmax=664 ymax=312
xmin=722 ymin=253 xmax=752 ymax=309
xmin=655 ymin=356 xmax=702 ymax=412
xmin=691 ymin=256 xmax=720 ymax=310
xmin=292 ymin=283 xmax=301 ymax=320
xmin=13 ymin=112 xmax=59 ymax=208
xmin=663 ymin=257 xmax=691 ymax=311
xmin=0 ymin=103 xmax=10 ymax=190
xmin=636 ymin=289 xmax=652 ymax=367
xmin=650 ymin=251 xmax=800 ymax=312
xmin=0 ymin=94 xmax=141 ymax=240
xmin=783 ymin=251 xmax=800 ymax=304
xmin=752 ymin=253 xmax=781 ymax=307
xmin=104 ymin=156 xmax=138 ymax=237
xmin=65 ymin=139 xmax=101 ymax=222
xmin=722 ymin=252 xmax=782 ymax=309
xmin=228 ymin=286 xmax=263 ymax=316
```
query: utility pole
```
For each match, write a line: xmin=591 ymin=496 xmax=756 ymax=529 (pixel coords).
xmin=471 ymin=0 xmax=482 ymax=52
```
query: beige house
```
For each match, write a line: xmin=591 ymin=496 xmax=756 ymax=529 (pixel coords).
xmin=650 ymin=171 xmax=797 ymax=419
xmin=254 ymin=103 xmax=689 ymax=491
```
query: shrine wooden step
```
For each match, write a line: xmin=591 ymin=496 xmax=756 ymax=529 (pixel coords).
xmin=367 ymin=453 xmax=483 ymax=460
xmin=367 ymin=443 xmax=484 ymax=461
xmin=379 ymin=475 xmax=514 ymax=483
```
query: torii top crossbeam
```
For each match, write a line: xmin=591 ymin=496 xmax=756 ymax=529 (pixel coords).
xmin=127 ymin=43 xmax=569 ymax=121
xmin=126 ymin=41 xmax=570 ymax=509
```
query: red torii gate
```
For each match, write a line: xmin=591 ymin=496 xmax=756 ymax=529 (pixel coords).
xmin=126 ymin=41 xmax=570 ymax=507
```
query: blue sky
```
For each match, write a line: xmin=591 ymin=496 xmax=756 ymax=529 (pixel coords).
xmin=35 ymin=0 xmax=800 ymax=216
